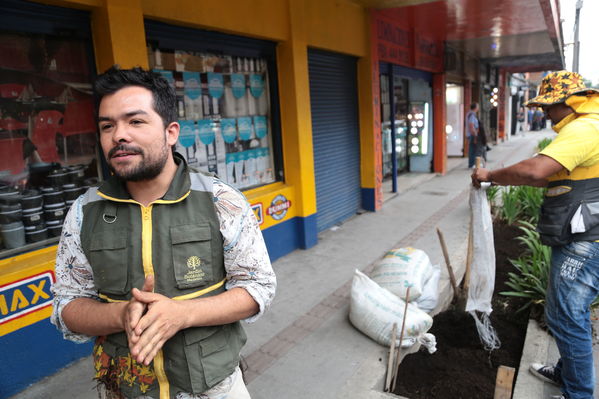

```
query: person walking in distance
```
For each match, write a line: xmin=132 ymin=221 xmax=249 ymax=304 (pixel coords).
xmin=51 ymin=66 xmax=276 ymax=399
xmin=472 ymin=70 xmax=599 ymax=399
xmin=466 ymin=102 xmax=481 ymax=168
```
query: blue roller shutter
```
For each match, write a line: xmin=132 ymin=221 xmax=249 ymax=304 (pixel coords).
xmin=308 ymin=49 xmax=361 ymax=232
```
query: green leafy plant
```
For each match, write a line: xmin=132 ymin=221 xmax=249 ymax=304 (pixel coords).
xmin=514 ymin=185 xmax=545 ymax=224
xmin=501 ymin=221 xmax=599 ymax=312
xmin=537 ymin=137 xmax=553 ymax=152
xmin=486 ymin=185 xmax=501 ymax=218
xmin=499 ymin=186 xmax=522 ymax=225
xmin=500 ymin=221 xmax=551 ymax=312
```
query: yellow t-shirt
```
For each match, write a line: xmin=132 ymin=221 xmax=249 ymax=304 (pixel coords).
xmin=540 ymin=113 xmax=599 ymax=172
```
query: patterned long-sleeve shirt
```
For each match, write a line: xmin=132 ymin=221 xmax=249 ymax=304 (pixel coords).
xmin=51 ymin=177 xmax=276 ymax=398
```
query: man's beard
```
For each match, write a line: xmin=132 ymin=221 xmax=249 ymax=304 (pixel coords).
xmin=107 ymin=143 xmax=169 ymax=182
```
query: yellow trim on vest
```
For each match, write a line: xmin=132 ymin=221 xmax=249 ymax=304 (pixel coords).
xmin=96 ymin=191 xmax=139 ymax=204
xmin=154 ymin=350 xmax=170 ymax=399
xmin=98 ymin=294 xmax=126 ymax=302
xmin=172 ymin=278 xmax=226 ymax=300
xmin=98 ymin=279 xmax=227 ymax=303
xmin=153 ymin=190 xmax=191 ymax=204
xmin=97 ymin=188 xmax=196 ymax=399
xmin=140 ymin=205 xmax=155 ymax=278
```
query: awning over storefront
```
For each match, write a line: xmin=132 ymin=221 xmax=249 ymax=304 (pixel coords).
xmin=355 ymin=0 xmax=564 ymax=72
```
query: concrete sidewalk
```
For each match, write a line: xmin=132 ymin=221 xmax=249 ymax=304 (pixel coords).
xmin=11 ymin=129 xmax=566 ymax=399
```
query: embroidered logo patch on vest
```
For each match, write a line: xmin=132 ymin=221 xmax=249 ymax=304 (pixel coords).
xmin=184 ymin=256 xmax=205 ymax=283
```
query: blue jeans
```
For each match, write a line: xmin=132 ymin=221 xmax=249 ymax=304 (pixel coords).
xmin=467 ymin=136 xmax=479 ymax=168
xmin=545 ymin=241 xmax=599 ymax=399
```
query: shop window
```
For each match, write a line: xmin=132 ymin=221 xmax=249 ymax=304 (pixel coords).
xmin=146 ymin=21 xmax=281 ymax=191
xmin=0 ymin=6 xmax=96 ymax=255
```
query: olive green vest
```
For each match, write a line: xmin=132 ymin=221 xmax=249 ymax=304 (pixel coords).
xmin=80 ymin=154 xmax=246 ymax=399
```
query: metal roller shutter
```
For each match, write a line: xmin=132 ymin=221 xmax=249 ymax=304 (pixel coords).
xmin=308 ymin=49 xmax=361 ymax=232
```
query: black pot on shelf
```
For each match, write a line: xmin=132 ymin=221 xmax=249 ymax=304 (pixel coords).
xmin=46 ymin=168 xmax=70 ymax=188
xmin=21 ymin=189 xmax=43 ymax=210
xmin=22 ymin=206 xmax=44 ymax=227
xmin=67 ymin=165 xmax=86 ymax=184
xmin=44 ymin=202 xmax=66 ymax=222
xmin=42 ymin=187 xmax=64 ymax=205
xmin=0 ymin=208 xmax=22 ymax=224
xmin=0 ymin=186 xmax=22 ymax=205
xmin=46 ymin=220 xmax=63 ymax=237
xmin=62 ymin=184 xmax=81 ymax=201
xmin=27 ymin=162 xmax=58 ymax=188
xmin=25 ymin=223 xmax=47 ymax=243
xmin=0 ymin=203 xmax=22 ymax=213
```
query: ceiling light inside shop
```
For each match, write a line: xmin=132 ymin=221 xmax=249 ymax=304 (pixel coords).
xmin=411 ymin=145 xmax=419 ymax=153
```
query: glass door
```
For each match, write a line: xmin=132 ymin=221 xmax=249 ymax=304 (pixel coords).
xmin=393 ymin=75 xmax=409 ymax=173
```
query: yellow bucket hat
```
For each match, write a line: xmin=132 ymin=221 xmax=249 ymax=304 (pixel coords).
xmin=525 ymin=70 xmax=599 ymax=107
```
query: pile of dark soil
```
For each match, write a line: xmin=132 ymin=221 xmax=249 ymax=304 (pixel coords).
xmin=393 ymin=222 xmax=529 ymax=399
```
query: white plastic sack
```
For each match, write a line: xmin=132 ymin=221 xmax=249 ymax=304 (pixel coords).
xmin=349 ymin=269 xmax=434 ymax=351
xmin=414 ymin=264 xmax=441 ymax=313
xmin=467 ymin=186 xmax=500 ymax=351
xmin=370 ymin=247 xmax=434 ymax=301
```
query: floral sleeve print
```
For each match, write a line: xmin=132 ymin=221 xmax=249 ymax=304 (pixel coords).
xmin=50 ymin=196 xmax=97 ymax=343
xmin=212 ymin=178 xmax=276 ymax=322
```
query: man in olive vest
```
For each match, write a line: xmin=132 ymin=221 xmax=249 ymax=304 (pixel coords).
xmin=51 ymin=66 xmax=276 ymax=399
xmin=472 ymin=71 xmax=599 ymax=399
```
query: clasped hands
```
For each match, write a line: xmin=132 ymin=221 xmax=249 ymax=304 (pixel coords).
xmin=123 ymin=275 xmax=187 ymax=365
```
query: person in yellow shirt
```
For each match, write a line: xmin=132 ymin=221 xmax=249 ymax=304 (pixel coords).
xmin=472 ymin=70 xmax=599 ymax=399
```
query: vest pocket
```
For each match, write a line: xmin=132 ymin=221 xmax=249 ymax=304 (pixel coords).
xmin=171 ymin=224 xmax=214 ymax=289
xmin=89 ymin=231 xmax=129 ymax=295
xmin=183 ymin=325 xmax=240 ymax=391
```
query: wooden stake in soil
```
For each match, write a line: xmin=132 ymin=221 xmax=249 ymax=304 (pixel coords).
xmin=436 ymin=227 xmax=459 ymax=300
xmin=391 ymin=286 xmax=411 ymax=392
xmin=384 ymin=323 xmax=398 ymax=392
xmin=493 ymin=365 xmax=515 ymax=399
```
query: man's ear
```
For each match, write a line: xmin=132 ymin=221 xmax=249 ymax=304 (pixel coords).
xmin=165 ymin=121 xmax=180 ymax=147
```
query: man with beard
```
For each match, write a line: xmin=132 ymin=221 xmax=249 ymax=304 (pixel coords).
xmin=51 ymin=66 xmax=276 ymax=399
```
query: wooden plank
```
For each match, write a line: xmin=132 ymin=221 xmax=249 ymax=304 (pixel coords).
xmin=384 ymin=323 xmax=398 ymax=392
xmin=494 ymin=365 xmax=515 ymax=399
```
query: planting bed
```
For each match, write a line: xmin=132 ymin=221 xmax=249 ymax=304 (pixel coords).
xmin=393 ymin=221 xmax=530 ymax=399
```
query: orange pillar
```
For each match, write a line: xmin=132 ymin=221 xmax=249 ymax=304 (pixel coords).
xmin=433 ymin=73 xmax=446 ymax=174
xmin=498 ymin=69 xmax=507 ymax=141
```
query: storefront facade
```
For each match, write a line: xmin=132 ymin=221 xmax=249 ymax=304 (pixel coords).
xmin=0 ymin=0 xmax=565 ymax=396
xmin=370 ymin=9 xmax=446 ymax=196
xmin=0 ymin=0 xmax=376 ymax=396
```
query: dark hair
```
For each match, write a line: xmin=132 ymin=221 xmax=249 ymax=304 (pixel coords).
xmin=94 ymin=66 xmax=177 ymax=127
xmin=470 ymin=103 xmax=478 ymax=110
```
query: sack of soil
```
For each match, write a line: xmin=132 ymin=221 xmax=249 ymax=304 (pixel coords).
xmin=414 ymin=263 xmax=441 ymax=313
xmin=349 ymin=269 xmax=436 ymax=352
xmin=370 ymin=247 xmax=434 ymax=302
